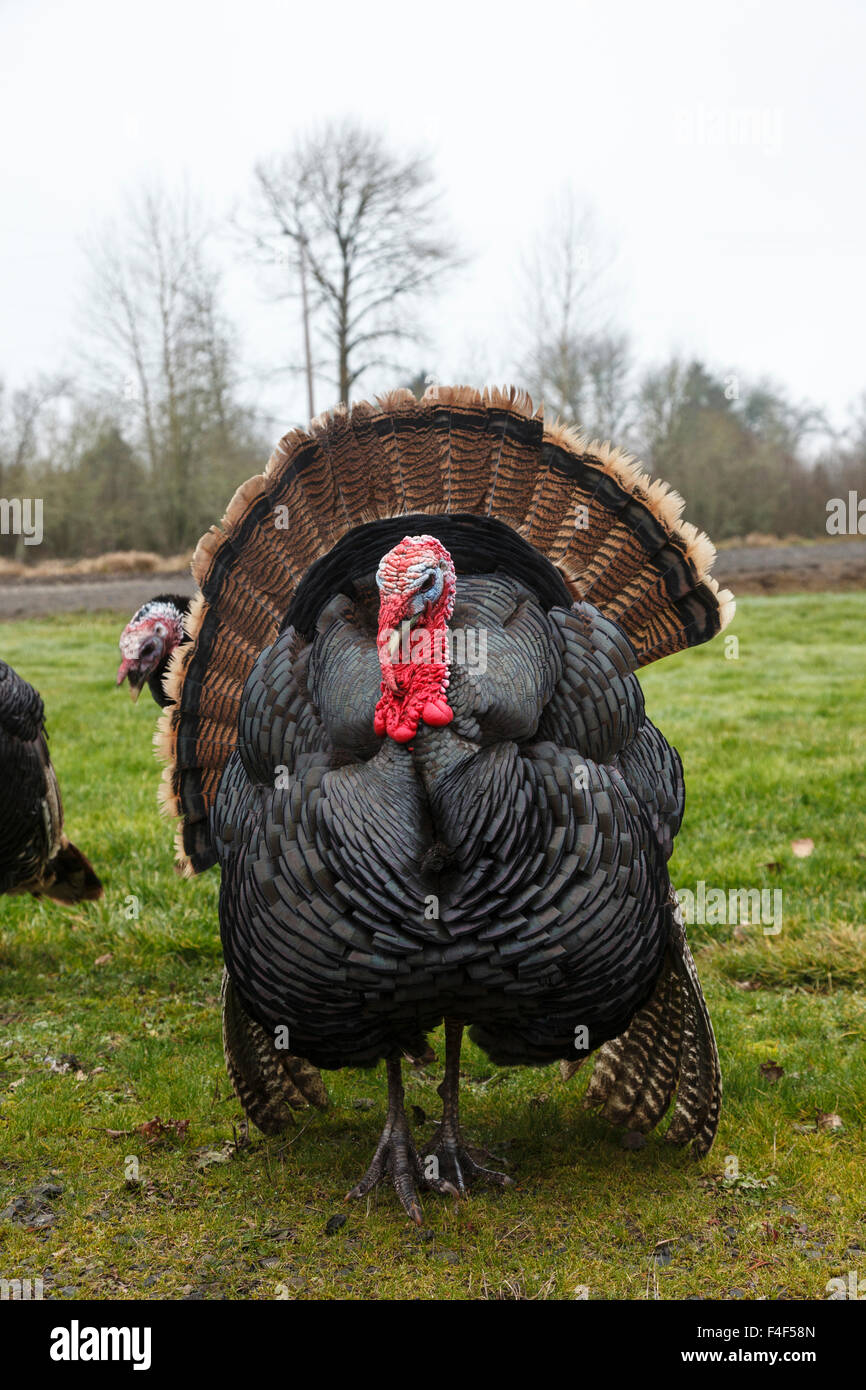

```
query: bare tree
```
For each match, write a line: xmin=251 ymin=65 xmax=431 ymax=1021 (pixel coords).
xmin=82 ymin=184 xmax=259 ymax=549
xmin=242 ymin=121 xmax=464 ymax=409
xmin=0 ymin=375 xmax=73 ymax=558
xmin=518 ymin=190 xmax=630 ymax=440
xmin=0 ymin=374 xmax=71 ymax=492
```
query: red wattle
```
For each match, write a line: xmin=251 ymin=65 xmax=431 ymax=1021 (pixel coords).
xmin=422 ymin=699 xmax=453 ymax=727
xmin=390 ymin=718 xmax=418 ymax=743
xmin=373 ymin=680 xmax=454 ymax=744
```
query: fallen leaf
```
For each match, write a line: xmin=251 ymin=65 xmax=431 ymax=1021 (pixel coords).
xmin=193 ymin=1146 xmax=233 ymax=1170
xmin=816 ymin=1111 xmax=844 ymax=1131
xmin=45 ymin=1053 xmax=83 ymax=1074
xmin=94 ymin=953 xmax=113 ymax=966
xmin=733 ymin=979 xmax=760 ymax=991
xmin=791 ymin=838 xmax=814 ymax=858
xmin=190 ymin=1139 xmax=234 ymax=1173
xmin=135 ymin=1116 xmax=190 ymax=1143
xmin=759 ymin=1061 xmax=784 ymax=1083
xmin=263 ymin=1226 xmax=296 ymax=1243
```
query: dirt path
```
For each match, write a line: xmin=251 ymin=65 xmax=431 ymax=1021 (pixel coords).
xmin=1 ymin=540 xmax=865 ymax=618
xmin=713 ymin=539 xmax=866 ymax=594
xmin=0 ymin=574 xmax=197 ymax=619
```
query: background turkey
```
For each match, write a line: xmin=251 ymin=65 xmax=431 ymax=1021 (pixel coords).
xmin=0 ymin=660 xmax=103 ymax=903
xmin=157 ymin=385 xmax=734 ymax=1223
xmin=117 ymin=594 xmax=190 ymax=707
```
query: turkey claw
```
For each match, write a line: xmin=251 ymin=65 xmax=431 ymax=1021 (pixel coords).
xmin=421 ymin=1128 xmax=513 ymax=1197
xmin=345 ymin=1118 xmax=424 ymax=1225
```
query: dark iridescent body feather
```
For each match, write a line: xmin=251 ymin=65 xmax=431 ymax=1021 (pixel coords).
xmin=214 ymin=572 xmax=683 ymax=1071
xmin=158 ymin=388 xmax=729 ymax=1181
xmin=0 ymin=660 xmax=102 ymax=903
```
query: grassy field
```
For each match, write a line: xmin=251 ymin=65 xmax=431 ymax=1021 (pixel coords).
xmin=0 ymin=594 xmax=864 ymax=1301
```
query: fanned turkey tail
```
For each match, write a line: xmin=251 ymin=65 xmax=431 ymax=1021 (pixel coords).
xmin=563 ymin=888 xmax=721 ymax=1157
xmin=221 ymin=969 xmax=329 ymax=1132
xmin=156 ymin=385 xmax=734 ymax=876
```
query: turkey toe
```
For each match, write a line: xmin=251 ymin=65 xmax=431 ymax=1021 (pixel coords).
xmin=345 ymin=1059 xmax=424 ymax=1225
xmin=421 ymin=1128 xmax=512 ymax=1197
xmin=345 ymin=1133 xmax=424 ymax=1226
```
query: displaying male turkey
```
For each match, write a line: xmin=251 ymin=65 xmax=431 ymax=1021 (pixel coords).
xmin=157 ymin=386 xmax=734 ymax=1223
xmin=117 ymin=594 xmax=189 ymax=706
xmin=0 ymin=660 xmax=103 ymax=903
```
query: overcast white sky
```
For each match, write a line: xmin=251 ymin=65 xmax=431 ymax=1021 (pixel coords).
xmin=2 ymin=0 xmax=864 ymax=439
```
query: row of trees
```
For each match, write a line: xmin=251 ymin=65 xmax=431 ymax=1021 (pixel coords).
xmin=0 ymin=184 xmax=269 ymax=560
xmin=517 ymin=193 xmax=866 ymax=541
xmin=2 ymin=121 xmax=865 ymax=561
xmin=523 ymin=342 xmax=866 ymax=542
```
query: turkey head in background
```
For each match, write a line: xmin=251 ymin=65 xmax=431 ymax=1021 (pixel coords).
xmin=117 ymin=595 xmax=188 ymax=707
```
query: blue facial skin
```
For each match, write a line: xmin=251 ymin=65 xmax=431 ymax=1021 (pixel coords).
xmin=408 ymin=568 xmax=444 ymax=614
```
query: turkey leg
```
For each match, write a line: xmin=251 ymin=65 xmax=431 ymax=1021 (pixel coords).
xmin=345 ymin=1058 xmax=427 ymax=1225
xmin=420 ymin=1017 xmax=513 ymax=1196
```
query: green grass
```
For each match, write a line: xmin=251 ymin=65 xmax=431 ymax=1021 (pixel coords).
xmin=0 ymin=595 xmax=864 ymax=1300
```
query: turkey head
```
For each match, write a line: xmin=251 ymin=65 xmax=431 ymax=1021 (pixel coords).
xmin=373 ymin=534 xmax=456 ymax=743
xmin=117 ymin=596 xmax=187 ymax=705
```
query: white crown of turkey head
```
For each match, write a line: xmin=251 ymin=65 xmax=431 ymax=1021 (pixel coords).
xmin=117 ymin=596 xmax=187 ymax=704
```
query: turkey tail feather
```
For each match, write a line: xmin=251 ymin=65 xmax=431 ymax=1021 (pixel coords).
xmin=221 ymin=970 xmax=328 ymax=1133
xmin=566 ymin=889 xmax=721 ymax=1157
xmin=157 ymin=386 xmax=734 ymax=874
xmin=35 ymin=838 xmax=104 ymax=904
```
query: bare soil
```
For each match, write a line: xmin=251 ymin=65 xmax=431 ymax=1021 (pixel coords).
xmin=0 ymin=572 xmax=197 ymax=619
xmin=712 ymin=539 xmax=866 ymax=595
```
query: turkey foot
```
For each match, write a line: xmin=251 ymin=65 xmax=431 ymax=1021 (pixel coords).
xmin=420 ymin=1017 xmax=513 ymax=1197
xmin=345 ymin=1058 xmax=428 ymax=1225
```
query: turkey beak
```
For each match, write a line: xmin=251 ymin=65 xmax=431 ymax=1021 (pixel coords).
xmin=117 ymin=659 xmax=143 ymax=701
xmin=386 ymin=615 xmax=418 ymax=663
